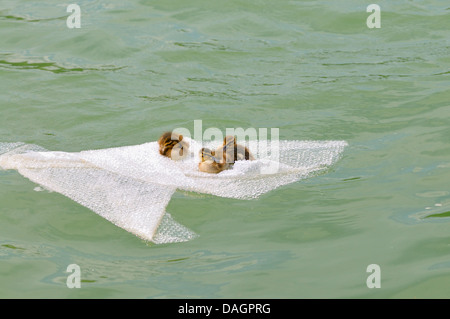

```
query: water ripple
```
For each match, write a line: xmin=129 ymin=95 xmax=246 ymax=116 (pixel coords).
xmin=0 ymin=53 xmax=125 ymax=74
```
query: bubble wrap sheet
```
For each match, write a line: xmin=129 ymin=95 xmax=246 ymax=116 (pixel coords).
xmin=0 ymin=139 xmax=347 ymax=244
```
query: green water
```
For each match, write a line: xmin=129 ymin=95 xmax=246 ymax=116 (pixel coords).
xmin=1 ymin=0 xmax=449 ymax=298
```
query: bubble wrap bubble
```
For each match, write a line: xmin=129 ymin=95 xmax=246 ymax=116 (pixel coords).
xmin=0 ymin=139 xmax=347 ymax=244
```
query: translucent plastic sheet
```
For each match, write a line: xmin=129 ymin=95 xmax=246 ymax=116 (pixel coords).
xmin=0 ymin=139 xmax=347 ymax=244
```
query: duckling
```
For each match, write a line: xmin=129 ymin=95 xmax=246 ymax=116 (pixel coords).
xmin=215 ymin=135 xmax=255 ymax=164
xmin=198 ymin=136 xmax=255 ymax=174
xmin=158 ymin=131 xmax=189 ymax=160
xmin=198 ymin=147 xmax=230 ymax=174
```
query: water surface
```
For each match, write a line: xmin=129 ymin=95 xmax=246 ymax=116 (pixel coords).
xmin=0 ymin=0 xmax=449 ymax=298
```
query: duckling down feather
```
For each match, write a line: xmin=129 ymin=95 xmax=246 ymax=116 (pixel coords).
xmin=0 ymin=138 xmax=347 ymax=244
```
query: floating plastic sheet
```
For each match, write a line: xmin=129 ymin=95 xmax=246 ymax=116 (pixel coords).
xmin=0 ymin=139 xmax=347 ymax=244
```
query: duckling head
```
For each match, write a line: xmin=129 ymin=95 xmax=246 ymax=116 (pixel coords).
xmin=198 ymin=147 xmax=229 ymax=174
xmin=221 ymin=135 xmax=255 ymax=162
xmin=223 ymin=135 xmax=237 ymax=148
xmin=158 ymin=131 xmax=190 ymax=160
xmin=199 ymin=147 xmax=216 ymax=163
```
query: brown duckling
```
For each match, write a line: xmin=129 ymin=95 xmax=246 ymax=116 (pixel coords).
xmin=198 ymin=136 xmax=255 ymax=174
xmin=198 ymin=147 xmax=230 ymax=174
xmin=158 ymin=131 xmax=189 ymax=160
xmin=215 ymin=135 xmax=255 ymax=164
